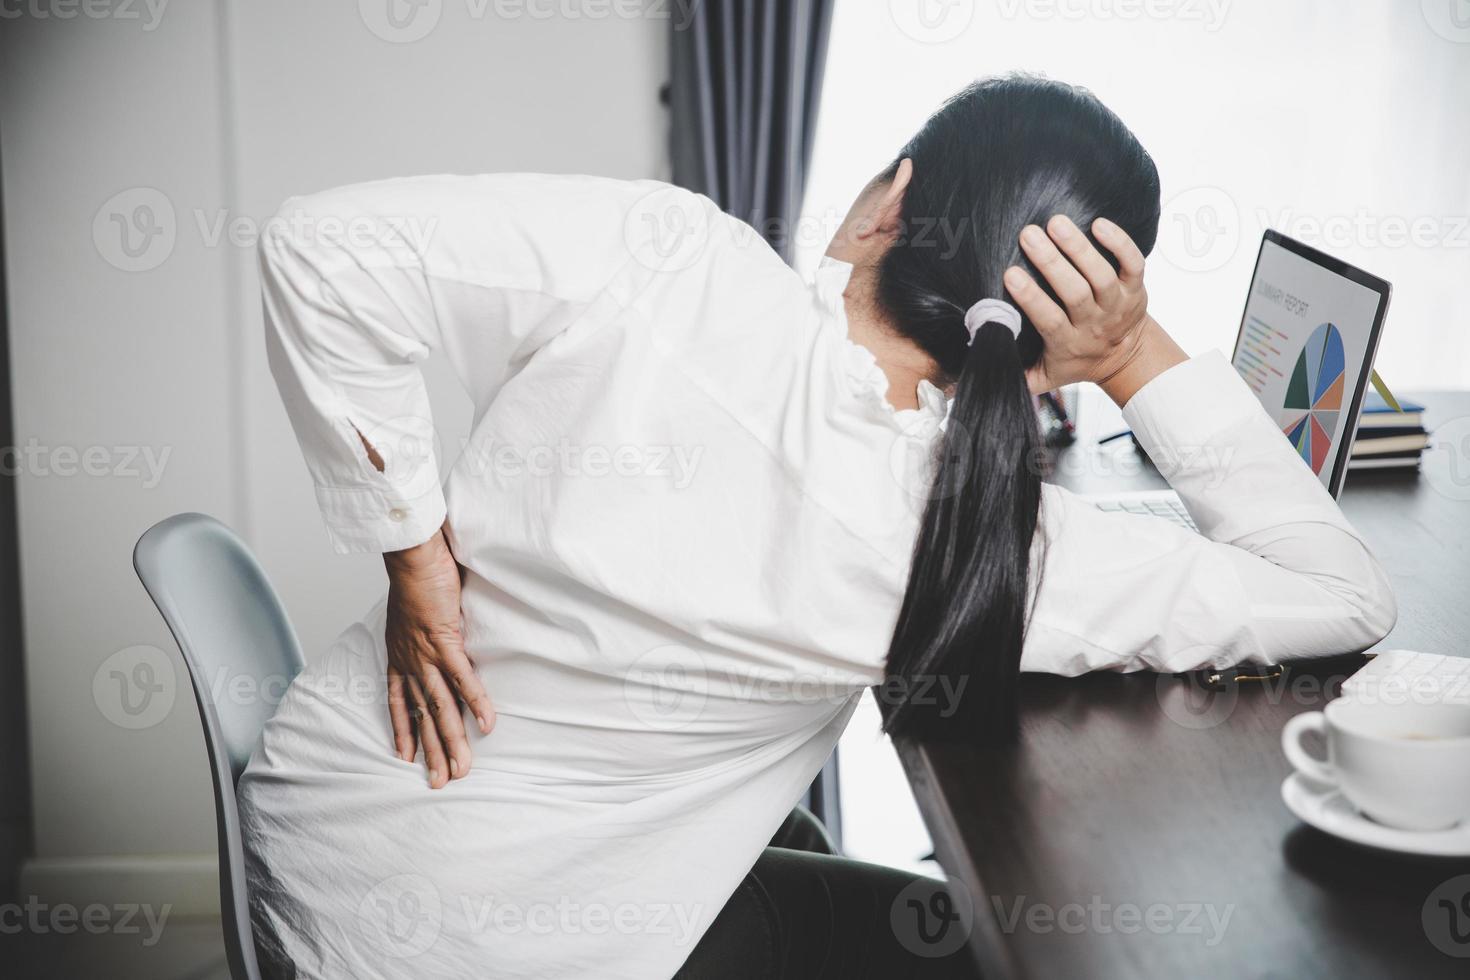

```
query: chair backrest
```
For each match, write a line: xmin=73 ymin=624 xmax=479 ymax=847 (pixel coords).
xmin=134 ymin=513 xmax=306 ymax=980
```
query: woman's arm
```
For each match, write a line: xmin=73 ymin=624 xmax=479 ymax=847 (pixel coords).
xmin=259 ymin=173 xmax=699 ymax=785
xmin=1005 ymin=217 xmax=1396 ymax=674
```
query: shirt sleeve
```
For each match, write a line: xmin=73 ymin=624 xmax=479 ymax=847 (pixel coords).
xmin=258 ymin=173 xmax=684 ymax=554
xmin=1023 ymin=351 xmax=1397 ymax=675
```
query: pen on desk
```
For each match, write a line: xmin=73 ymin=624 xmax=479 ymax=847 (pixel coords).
xmin=1098 ymin=429 xmax=1133 ymax=445
xmin=1038 ymin=391 xmax=1074 ymax=431
xmin=1037 ymin=391 xmax=1076 ymax=447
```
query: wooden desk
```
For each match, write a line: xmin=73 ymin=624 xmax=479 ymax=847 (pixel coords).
xmin=898 ymin=391 xmax=1470 ymax=979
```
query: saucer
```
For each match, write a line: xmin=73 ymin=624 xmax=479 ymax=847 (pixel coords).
xmin=1282 ymin=772 xmax=1470 ymax=857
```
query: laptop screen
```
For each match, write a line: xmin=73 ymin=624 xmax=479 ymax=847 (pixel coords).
xmin=1231 ymin=232 xmax=1390 ymax=496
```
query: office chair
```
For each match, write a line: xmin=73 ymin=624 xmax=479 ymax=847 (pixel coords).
xmin=134 ymin=513 xmax=306 ymax=980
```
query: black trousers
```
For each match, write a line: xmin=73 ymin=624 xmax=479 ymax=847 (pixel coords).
xmin=675 ymin=807 xmax=983 ymax=979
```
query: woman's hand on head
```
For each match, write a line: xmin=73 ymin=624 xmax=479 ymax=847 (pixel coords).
xmin=1004 ymin=215 xmax=1184 ymax=405
xmin=383 ymin=525 xmax=494 ymax=789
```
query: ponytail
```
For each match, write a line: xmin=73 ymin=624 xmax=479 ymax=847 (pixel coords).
xmin=882 ymin=320 xmax=1042 ymax=740
xmin=876 ymin=75 xmax=1160 ymax=741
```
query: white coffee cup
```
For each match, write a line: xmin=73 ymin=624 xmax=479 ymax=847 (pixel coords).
xmin=1281 ymin=699 xmax=1470 ymax=831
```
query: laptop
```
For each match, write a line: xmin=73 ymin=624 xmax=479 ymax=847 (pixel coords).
xmin=1088 ymin=229 xmax=1393 ymax=529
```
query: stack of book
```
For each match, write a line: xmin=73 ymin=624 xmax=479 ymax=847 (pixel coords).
xmin=1349 ymin=391 xmax=1429 ymax=472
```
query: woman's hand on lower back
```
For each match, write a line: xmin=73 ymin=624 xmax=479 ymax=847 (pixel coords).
xmin=383 ymin=525 xmax=494 ymax=788
xmin=1003 ymin=214 xmax=1185 ymax=405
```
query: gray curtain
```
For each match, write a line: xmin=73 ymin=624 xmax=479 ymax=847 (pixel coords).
xmin=668 ymin=0 xmax=842 ymax=842
xmin=669 ymin=0 xmax=834 ymax=263
xmin=0 ymin=142 xmax=30 ymax=903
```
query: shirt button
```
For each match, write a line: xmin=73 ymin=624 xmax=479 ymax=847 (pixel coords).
xmin=388 ymin=507 xmax=408 ymax=522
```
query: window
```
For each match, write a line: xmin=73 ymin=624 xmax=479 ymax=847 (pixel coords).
xmin=800 ymin=1 xmax=1470 ymax=386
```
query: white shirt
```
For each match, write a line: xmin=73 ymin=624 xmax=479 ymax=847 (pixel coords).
xmin=240 ymin=173 xmax=1396 ymax=980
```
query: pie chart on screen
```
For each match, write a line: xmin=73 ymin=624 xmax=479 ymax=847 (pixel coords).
xmin=1280 ymin=322 xmax=1345 ymax=474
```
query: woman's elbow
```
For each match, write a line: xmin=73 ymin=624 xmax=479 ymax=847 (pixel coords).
xmin=1348 ymin=553 xmax=1398 ymax=650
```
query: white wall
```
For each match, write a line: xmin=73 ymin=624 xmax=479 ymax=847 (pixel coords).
xmin=1 ymin=0 xmax=666 ymax=911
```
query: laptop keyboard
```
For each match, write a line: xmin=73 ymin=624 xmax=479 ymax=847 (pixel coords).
xmin=1093 ymin=497 xmax=1199 ymax=531
xmin=1342 ymin=650 xmax=1470 ymax=705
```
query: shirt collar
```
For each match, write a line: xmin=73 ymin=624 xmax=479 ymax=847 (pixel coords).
xmin=814 ymin=255 xmax=854 ymax=316
xmin=812 ymin=255 xmax=950 ymax=424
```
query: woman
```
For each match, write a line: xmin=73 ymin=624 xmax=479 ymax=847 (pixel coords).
xmin=241 ymin=76 xmax=1394 ymax=978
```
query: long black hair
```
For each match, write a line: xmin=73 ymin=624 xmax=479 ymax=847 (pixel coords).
xmin=880 ymin=76 xmax=1161 ymax=740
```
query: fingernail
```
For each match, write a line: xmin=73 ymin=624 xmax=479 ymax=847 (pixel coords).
xmin=1022 ymin=225 xmax=1045 ymax=246
xmin=1004 ymin=267 xmax=1025 ymax=289
xmin=1049 ymin=216 xmax=1072 ymax=238
xmin=429 ymin=769 xmax=441 ymax=784
xmin=477 ymin=715 xmax=490 ymax=733
xmin=1094 ymin=217 xmax=1115 ymax=235
xmin=450 ymin=759 xmax=459 ymax=777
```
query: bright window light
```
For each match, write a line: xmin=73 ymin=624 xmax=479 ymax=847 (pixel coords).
xmin=817 ymin=0 xmax=1470 ymax=872
xmin=799 ymin=1 xmax=1470 ymax=389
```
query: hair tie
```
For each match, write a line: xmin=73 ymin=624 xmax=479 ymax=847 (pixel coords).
xmin=962 ymin=298 xmax=1022 ymax=344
